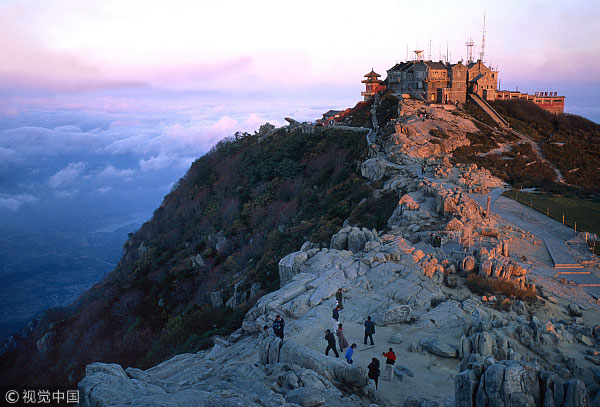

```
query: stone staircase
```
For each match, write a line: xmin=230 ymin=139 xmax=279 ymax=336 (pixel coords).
xmin=468 ymin=93 xmax=510 ymax=128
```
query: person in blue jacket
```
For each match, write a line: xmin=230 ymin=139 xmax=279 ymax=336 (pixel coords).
xmin=345 ymin=343 xmax=357 ymax=364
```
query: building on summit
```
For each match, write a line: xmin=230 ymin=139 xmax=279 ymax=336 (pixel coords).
xmin=496 ymin=90 xmax=565 ymax=114
xmin=382 ymin=50 xmax=497 ymax=105
xmin=362 ymin=56 xmax=564 ymax=114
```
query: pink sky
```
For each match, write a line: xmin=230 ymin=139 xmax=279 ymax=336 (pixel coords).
xmin=2 ymin=1 xmax=598 ymax=90
xmin=1 ymin=0 xmax=599 ymax=121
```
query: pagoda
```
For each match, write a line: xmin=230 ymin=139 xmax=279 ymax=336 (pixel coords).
xmin=361 ymin=69 xmax=386 ymax=101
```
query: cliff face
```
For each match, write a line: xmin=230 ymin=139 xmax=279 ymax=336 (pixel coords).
xmin=0 ymin=107 xmax=402 ymax=387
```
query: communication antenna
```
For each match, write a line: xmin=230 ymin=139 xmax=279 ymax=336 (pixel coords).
xmin=446 ymin=41 xmax=449 ymax=63
xmin=406 ymin=45 xmax=408 ymax=61
xmin=414 ymin=50 xmax=424 ymax=61
xmin=428 ymin=38 xmax=432 ymax=60
xmin=465 ymin=37 xmax=475 ymax=63
xmin=479 ymin=11 xmax=487 ymax=62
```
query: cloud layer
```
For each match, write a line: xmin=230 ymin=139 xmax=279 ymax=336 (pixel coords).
xmin=0 ymin=92 xmax=348 ymax=218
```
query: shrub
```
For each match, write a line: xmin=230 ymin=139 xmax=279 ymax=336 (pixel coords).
xmin=465 ymin=273 xmax=536 ymax=301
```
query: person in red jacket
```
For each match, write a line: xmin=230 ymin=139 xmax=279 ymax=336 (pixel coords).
xmin=382 ymin=348 xmax=396 ymax=381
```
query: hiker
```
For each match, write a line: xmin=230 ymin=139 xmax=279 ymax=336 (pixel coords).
xmin=324 ymin=329 xmax=339 ymax=358
xmin=364 ymin=316 xmax=375 ymax=345
xmin=336 ymin=323 xmax=349 ymax=353
xmin=335 ymin=288 xmax=344 ymax=310
xmin=382 ymin=348 xmax=396 ymax=381
xmin=272 ymin=315 xmax=285 ymax=340
xmin=345 ymin=343 xmax=357 ymax=364
xmin=332 ymin=305 xmax=341 ymax=331
xmin=368 ymin=358 xmax=381 ymax=390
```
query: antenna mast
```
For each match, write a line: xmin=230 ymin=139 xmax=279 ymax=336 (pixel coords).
xmin=465 ymin=37 xmax=475 ymax=63
xmin=479 ymin=11 xmax=486 ymax=62
xmin=428 ymin=38 xmax=432 ymax=60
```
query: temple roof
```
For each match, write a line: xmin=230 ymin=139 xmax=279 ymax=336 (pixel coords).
xmin=363 ymin=69 xmax=381 ymax=78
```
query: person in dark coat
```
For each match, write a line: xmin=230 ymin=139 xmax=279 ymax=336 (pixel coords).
xmin=332 ymin=306 xmax=340 ymax=331
xmin=364 ymin=316 xmax=375 ymax=345
xmin=335 ymin=288 xmax=343 ymax=310
xmin=272 ymin=315 xmax=285 ymax=340
xmin=324 ymin=329 xmax=339 ymax=357
xmin=368 ymin=358 xmax=381 ymax=389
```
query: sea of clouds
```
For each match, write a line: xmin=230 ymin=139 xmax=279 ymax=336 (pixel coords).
xmin=0 ymin=89 xmax=356 ymax=337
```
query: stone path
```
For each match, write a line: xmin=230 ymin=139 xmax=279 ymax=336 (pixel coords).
xmin=469 ymin=189 xmax=600 ymax=299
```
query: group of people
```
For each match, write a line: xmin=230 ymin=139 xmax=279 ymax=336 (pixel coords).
xmin=327 ymin=289 xmax=398 ymax=390
xmin=268 ymin=288 xmax=399 ymax=390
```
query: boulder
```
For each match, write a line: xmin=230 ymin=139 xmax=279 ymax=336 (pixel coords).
xmin=577 ymin=334 xmax=594 ymax=347
xmin=568 ymin=304 xmax=583 ymax=317
xmin=348 ymin=229 xmax=367 ymax=253
xmin=279 ymin=251 xmax=309 ymax=287
xmin=446 ymin=218 xmax=464 ymax=231
xmin=420 ymin=337 xmax=458 ymax=358
xmin=330 ymin=233 xmax=349 ymax=251
xmin=399 ymin=194 xmax=420 ymax=211
xmin=389 ymin=333 xmax=403 ymax=344
xmin=380 ymin=305 xmax=412 ymax=325
xmin=285 ymin=388 xmax=326 ymax=407
xmin=455 ymin=369 xmax=478 ymax=407
xmin=190 ymin=254 xmax=205 ymax=268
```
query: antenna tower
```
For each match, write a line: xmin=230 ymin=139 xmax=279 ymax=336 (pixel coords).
xmin=428 ymin=38 xmax=432 ymax=60
xmin=465 ymin=37 xmax=475 ymax=63
xmin=479 ymin=11 xmax=486 ymax=62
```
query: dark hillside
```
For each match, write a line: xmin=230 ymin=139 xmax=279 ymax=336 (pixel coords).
xmin=0 ymin=122 xmax=399 ymax=387
xmin=455 ymin=99 xmax=599 ymax=194
xmin=491 ymin=100 xmax=600 ymax=193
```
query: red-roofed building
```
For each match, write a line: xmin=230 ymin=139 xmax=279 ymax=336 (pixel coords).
xmin=361 ymin=70 xmax=386 ymax=101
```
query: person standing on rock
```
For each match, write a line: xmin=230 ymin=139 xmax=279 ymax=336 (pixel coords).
xmin=364 ymin=316 xmax=375 ymax=345
xmin=325 ymin=329 xmax=339 ymax=358
xmin=336 ymin=288 xmax=344 ymax=310
xmin=345 ymin=343 xmax=357 ymax=364
xmin=382 ymin=348 xmax=396 ymax=381
xmin=332 ymin=306 xmax=341 ymax=331
xmin=368 ymin=357 xmax=381 ymax=390
xmin=272 ymin=315 xmax=285 ymax=340
xmin=336 ymin=323 xmax=349 ymax=353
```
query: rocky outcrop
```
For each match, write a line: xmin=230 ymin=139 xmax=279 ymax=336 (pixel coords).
xmin=279 ymin=251 xmax=310 ymax=287
xmin=79 ymin=336 xmax=371 ymax=407
xmin=455 ymin=360 xmax=590 ymax=407
xmin=361 ymin=157 xmax=403 ymax=182
xmin=330 ymin=226 xmax=379 ymax=253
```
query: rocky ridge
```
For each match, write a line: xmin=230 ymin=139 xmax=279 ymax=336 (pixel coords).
xmin=79 ymin=99 xmax=600 ymax=407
